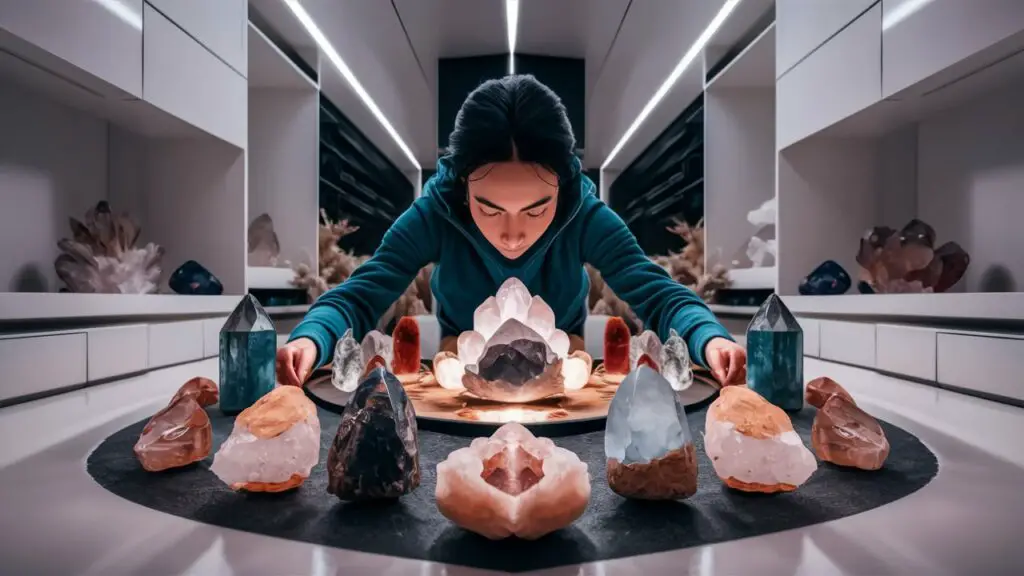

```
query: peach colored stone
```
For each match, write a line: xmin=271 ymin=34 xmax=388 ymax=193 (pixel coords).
xmin=392 ymin=316 xmax=421 ymax=375
xmin=806 ymin=376 xmax=855 ymax=409
xmin=170 ymin=376 xmax=219 ymax=407
xmin=134 ymin=395 xmax=212 ymax=472
xmin=812 ymin=394 xmax=890 ymax=470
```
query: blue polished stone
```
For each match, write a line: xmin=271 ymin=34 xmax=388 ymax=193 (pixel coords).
xmin=169 ymin=260 xmax=224 ymax=295
xmin=746 ymin=294 xmax=803 ymax=411
xmin=219 ymin=294 xmax=277 ymax=414
xmin=857 ymin=281 xmax=875 ymax=294
xmin=798 ymin=260 xmax=851 ymax=296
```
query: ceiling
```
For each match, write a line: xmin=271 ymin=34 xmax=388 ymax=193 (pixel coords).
xmin=252 ymin=0 xmax=769 ymax=173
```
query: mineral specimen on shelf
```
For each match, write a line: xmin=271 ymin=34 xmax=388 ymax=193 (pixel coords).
xmin=328 ymin=367 xmax=420 ymax=500
xmin=798 ymin=260 xmax=851 ymax=296
xmin=219 ymin=295 xmax=277 ymax=414
xmin=134 ymin=394 xmax=212 ymax=472
xmin=746 ymin=236 xmax=777 ymax=268
xmin=331 ymin=329 xmax=363 ymax=393
xmin=363 ymin=354 xmax=387 ymax=377
xmin=605 ymin=366 xmax=698 ymax=500
xmin=54 ymin=201 xmax=164 ymax=294
xmin=603 ymin=317 xmax=631 ymax=375
xmin=705 ymin=386 xmax=817 ymax=492
xmin=747 ymin=294 xmax=803 ymax=411
xmin=247 ymin=213 xmax=280 ymax=267
xmin=856 ymin=219 xmax=970 ymax=293
xmin=168 ymin=260 xmax=224 ymax=296
xmin=629 ymin=330 xmax=663 ymax=371
xmin=660 ymin=329 xmax=694 ymax=392
xmin=812 ymin=394 xmax=890 ymax=470
xmin=805 ymin=376 xmax=855 ymax=409
xmin=170 ymin=376 xmax=219 ymax=407
xmin=211 ymin=386 xmax=320 ymax=492
xmin=435 ymin=423 xmax=590 ymax=540
xmin=361 ymin=330 xmax=394 ymax=371
xmin=441 ymin=278 xmax=586 ymax=399
xmin=392 ymin=316 xmax=421 ymax=375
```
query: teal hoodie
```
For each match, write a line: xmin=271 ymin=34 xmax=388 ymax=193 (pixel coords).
xmin=289 ymin=157 xmax=732 ymax=370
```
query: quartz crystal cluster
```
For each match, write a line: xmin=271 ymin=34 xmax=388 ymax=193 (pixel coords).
xmin=432 ymin=278 xmax=592 ymax=402
xmin=705 ymin=386 xmax=817 ymax=493
xmin=619 ymin=328 xmax=694 ymax=391
xmin=328 ymin=367 xmax=420 ymax=500
xmin=211 ymin=386 xmax=320 ymax=492
xmin=605 ymin=366 xmax=699 ymax=499
xmin=332 ymin=317 xmax=420 ymax=392
xmin=857 ymin=219 xmax=969 ymax=294
xmin=747 ymin=294 xmax=803 ymax=410
xmin=435 ymin=423 xmax=590 ymax=540
xmin=134 ymin=377 xmax=218 ymax=472
xmin=807 ymin=377 xmax=890 ymax=470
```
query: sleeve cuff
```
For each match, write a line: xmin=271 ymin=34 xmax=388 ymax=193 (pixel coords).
xmin=686 ymin=323 xmax=734 ymax=369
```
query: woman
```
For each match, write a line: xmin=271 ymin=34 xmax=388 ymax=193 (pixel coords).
xmin=277 ymin=75 xmax=746 ymax=387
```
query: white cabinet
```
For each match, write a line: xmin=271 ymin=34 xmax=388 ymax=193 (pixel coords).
xmin=937 ymin=333 xmax=1024 ymax=402
xmin=203 ymin=317 xmax=227 ymax=358
xmin=819 ymin=320 xmax=876 ymax=368
xmin=145 ymin=0 xmax=247 ymax=76
xmin=0 ymin=333 xmax=87 ymax=403
xmin=882 ymin=0 xmax=1024 ymax=97
xmin=142 ymin=4 xmax=247 ymax=148
xmin=0 ymin=0 xmax=143 ymax=97
xmin=875 ymin=324 xmax=936 ymax=381
xmin=797 ymin=317 xmax=821 ymax=357
xmin=148 ymin=320 xmax=205 ymax=369
xmin=777 ymin=0 xmax=879 ymax=78
xmin=777 ymin=3 xmax=882 ymax=149
xmin=87 ymin=325 xmax=150 ymax=381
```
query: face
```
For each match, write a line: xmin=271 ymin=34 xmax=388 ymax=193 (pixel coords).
xmin=467 ymin=161 xmax=559 ymax=260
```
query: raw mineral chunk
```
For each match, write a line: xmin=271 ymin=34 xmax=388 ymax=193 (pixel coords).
xmin=134 ymin=394 xmax=212 ymax=472
xmin=603 ymin=317 xmax=631 ymax=375
xmin=392 ymin=316 xmax=421 ymax=375
xmin=812 ymin=394 xmax=889 ymax=470
xmin=170 ymin=376 xmax=219 ymax=407
xmin=331 ymin=329 xmax=362 ymax=392
xmin=629 ymin=330 xmax=663 ymax=371
xmin=805 ymin=376 xmax=854 ymax=409
xmin=360 ymin=330 xmax=394 ymax=370
xmin=660 ymin=329 xmax=693 ymax=391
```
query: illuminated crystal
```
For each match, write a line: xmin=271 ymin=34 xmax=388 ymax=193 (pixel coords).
xmin=433 ymin=351 xmax=466 ymax=390
xmin=562 ymin=351 xmax=593 ymax=391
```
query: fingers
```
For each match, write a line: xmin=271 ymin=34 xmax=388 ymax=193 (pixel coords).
xmin=724 ymin=351 xmax=739 ymax=384
xmin=276 ymin=348 xmax=300 ymax=387
xmin=295 ymin=349 xmax=315 ymax=385
xmin=707 ymin=347 xmax=726 ymax=383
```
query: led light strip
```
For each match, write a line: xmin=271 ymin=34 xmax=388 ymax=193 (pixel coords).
xmin=601 ymin=0 xmax=743 ymax=171
xmin=506 ymin=0 xmax=520 ymax=75
xmin=283 ymin=0 xmax=420 ymax=171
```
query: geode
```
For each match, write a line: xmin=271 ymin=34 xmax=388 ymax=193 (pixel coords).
xmin=327 ymin=367 xmax=420 ymax=500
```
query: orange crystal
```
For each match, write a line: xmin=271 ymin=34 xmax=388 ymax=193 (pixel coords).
xmin=392 ymin=316 xmax=421 ymax=375
xmin=603 ymin=316 xmax=631 ymax=374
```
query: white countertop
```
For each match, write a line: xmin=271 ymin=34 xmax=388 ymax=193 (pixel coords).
xmin=1 ymin=358 xmax=1022 ymax=575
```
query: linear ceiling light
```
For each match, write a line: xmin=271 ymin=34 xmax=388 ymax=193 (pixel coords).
xmin=283 ymin=0 xmax=420 ymax=170
xmin=506 ymin=0 xmax=520 ymax=74
xmin=601 ymin=0 xmax=742 ymax=170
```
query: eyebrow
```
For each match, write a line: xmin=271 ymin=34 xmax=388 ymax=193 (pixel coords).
xmin=474 ymin=195 xmax=553 ymax=212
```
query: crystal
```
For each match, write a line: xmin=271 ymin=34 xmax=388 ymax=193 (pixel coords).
xmin=746 ymin=237 xmax=777 ymax=268
xmin=603 ymin=317 xmax=631 ymax=375
xmin=526 ymin=295 xmax=556 ymax=339
xmin=812 ymin=394 xmax=890 ymax=470
xmin=433 ymin=351 xmax=466 ymax=390
xmin=705 ymin=386 xmax=817 ymax=493
xmin=332 ymin=329 xmax=363 ymax=393
xmin=637 ymin=354 xmax=659 ymax=371
xmin=747 ymin=294 xmax=803 ymax=411
xmin=219 ymin=295 xmax=276 ymax=414
xmin=798 ymin=260 xmax=851 ymax=296
xmin=436 ymin=423 xmax=591 ymax=540
xmin=857 ymin=219 xmax=969 ymax=293
xmin=463 ymin=320 xmax=563 ymax=402
xmin=457 ymin=330 xmax=486 ymax=366
xmin=562 ymin=351 xmax=593 ymax=390
xmin=805 ymin=376 xmax=855 ymax=409
xmin=134 ymin=394 xmax=212 ymax=472
xmin=327 ymin=367 xmax=420 ymax=500
xmin=363 ymin=354 xmax=388 ymax=377
xmin=660 ymin=329 xmax=694 ymax=391
xmin=932 ymin=241 xmax=970 ymax=293
xmin=629 ymin=330 xmax=663 ymax=370
xmin=473 ymin=297 xmax=502 ymax=340
xmin=211 ymin=386 xmax=320 ymax=492
xmin=495 ymin=277 xmax=532 ymax=324
xmin=605 ymin=366 xmax=698 ymax=499
xmin=360 ymin=330 xmax=393 ymax=371
xmin=170 ymin=376 xmax=219 ymax=407
xmin=168 ymin=260 xmax=224 ymax=296
xmin=392 ymin=316 xmax=420 ymax=375
xmin=747 ymin=197 xmax=776 ymax=228
xmin=247 ymin=213 xmax=280 ymax=267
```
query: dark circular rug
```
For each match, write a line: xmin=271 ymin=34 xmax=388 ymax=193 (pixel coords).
xmin=87 ymin=404 xmax=937 ymax=573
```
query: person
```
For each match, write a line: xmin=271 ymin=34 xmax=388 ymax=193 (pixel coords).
xmin=276 ymin=74 xmax=746 ymax=388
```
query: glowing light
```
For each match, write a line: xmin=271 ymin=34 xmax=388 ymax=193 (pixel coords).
xmin=471 ymin=408 xmax=552 ymax=424
xmin=882 ymin=0 xmax=935 ymax=30
xmin=505 ymin=0 xmax=520 ymax=75
xmin=94 ymin=0 xmax=142 ymax=29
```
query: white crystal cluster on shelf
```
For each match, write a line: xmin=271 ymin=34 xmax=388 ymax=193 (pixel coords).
xmin=628 ymin=329 xmax=694 ymax=391
xmin=746 ymin=198 xmax=777 ymax=268
xmin=331 ymin=328 xmax=395 ymax=392
xmin=434 ymin=278 xmax=591 ymax=397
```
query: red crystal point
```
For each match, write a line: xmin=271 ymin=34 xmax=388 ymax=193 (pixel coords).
xmin=363 ymin=354 xmax=388 ymax=378
xmin=637 ymin=353 xmax=659 ymax=372
xmin=392 ymin=316 xmax=421 ymax=375
xmin=604 ymin=317 xmax=631 ymax=375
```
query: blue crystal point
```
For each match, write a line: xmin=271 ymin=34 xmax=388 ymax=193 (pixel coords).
xmin=219 ymin=294 xmax=277 ymax=414
xmin=746 ymin=294 xmax=804 ymax=411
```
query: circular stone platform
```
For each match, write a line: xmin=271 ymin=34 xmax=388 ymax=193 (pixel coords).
xmin=303 ymin=362 xmax=721 ymax=436
xmin=87 ymin=403 xmax=937 ymax=573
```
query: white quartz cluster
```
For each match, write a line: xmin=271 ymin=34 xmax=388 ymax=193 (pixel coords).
xmin=332 ymin=328 xmax=395 ymax=392
xmin=629 ymin=329 xmax=693 ymax=391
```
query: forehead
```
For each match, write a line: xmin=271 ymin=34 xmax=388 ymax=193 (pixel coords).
xmin=469 ymin=162 xmax=557 ymax=196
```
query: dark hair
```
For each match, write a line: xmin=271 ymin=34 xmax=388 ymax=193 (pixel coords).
xmin=447 ymin=74 xmax=577 ymax=184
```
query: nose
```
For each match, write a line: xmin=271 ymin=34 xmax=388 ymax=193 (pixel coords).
xmin=500 ymin=216 xmax=526 ymax=250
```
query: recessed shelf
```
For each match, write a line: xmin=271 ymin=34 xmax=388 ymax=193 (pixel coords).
xmin=726 ymin=267 xmax=776 ymax=290
xmin=706 ymin=23 xmax=776 ymax=90
xmin=784 ymin=293 xmax=1024 ymax=323
xmin=247 ymin=266 xmax=298 ymax=290
xmin=709 ymin=304 xmax=759 ymax=316
xmin=247 ymin=22 xmax=317 ymax=91
xmin=265 ymin=304 xmax=310 ymax=316
xmin=0 ymin=293 xmax=240 ymax=323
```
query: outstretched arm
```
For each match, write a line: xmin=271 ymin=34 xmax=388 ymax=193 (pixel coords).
xmin=288 ymin=197 xmax=442 ymax=370
xmin=581 ymin=201 xmax=733 ymax=371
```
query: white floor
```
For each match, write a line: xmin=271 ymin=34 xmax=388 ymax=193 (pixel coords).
xmin=1 ymin=357 xmax=1023 ymax=575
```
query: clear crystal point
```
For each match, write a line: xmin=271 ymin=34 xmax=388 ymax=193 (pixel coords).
xmin=332 ymin=329 xmax=363 ymax=392
xmin=660 ymin=329 xmax=694 ymax=391
xmin=605 ymin=366 xmax=692 ymax=465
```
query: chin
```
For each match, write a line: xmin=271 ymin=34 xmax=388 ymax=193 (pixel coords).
xmin=500 ymin=248 xmax=529 ymax=260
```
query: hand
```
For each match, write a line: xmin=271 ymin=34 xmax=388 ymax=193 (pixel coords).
xmin=276 ymin=338 xmax=318 ymax=387
xmin=704 ymin=337 xmax=747 ymax=386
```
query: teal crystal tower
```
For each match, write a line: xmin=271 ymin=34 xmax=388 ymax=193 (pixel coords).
xmin=219 ymin=294 xmax=277 ymax=414
xmin=746 ymin=294 xmax=804 ymax=411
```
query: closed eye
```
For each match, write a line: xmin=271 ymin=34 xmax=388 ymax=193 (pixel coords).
xmin=479 ymin=207 xmax=502 ymax=218
xmin=525 ymin=209 xmax=548 ymax=218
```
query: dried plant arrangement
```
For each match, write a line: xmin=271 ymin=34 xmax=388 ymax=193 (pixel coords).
xmin=54 ymin=201 xmax=164 ymax=294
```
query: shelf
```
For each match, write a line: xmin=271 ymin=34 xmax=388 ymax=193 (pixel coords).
xmin=709 ymin=304 xmax=759 ymax=316
xmin=0 ymin=293 xmax=240 ymax=323
xmin=783 ymin=293 xmax=1024 ymax=323
xmin=706 ymin=23 xmax=775 ymax=90
xmin=248 ymin=22 xmax=317 ymax=91
xmin=265 ymin=304 xmax=310 ymax=316
xmin=247 ymin=266 xmax=298 ymax=290
xmin=726 ymin=267 xmax=776 ymax=290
